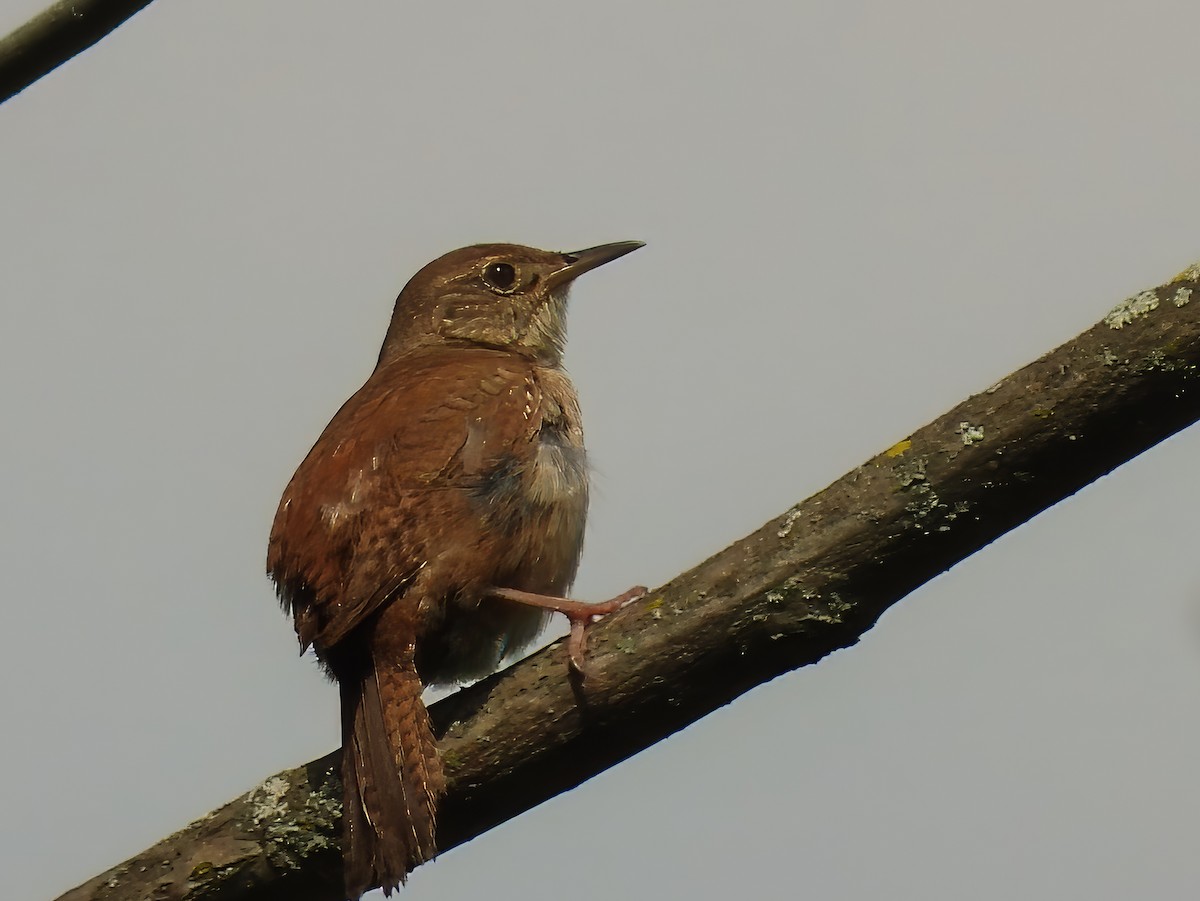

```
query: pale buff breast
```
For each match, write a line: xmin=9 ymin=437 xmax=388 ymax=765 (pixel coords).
xmin=510 ymin=366 xmax=589 ymax=593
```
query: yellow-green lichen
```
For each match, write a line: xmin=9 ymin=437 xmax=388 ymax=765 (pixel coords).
xmin=1104 ymin=289 xmax=1159 ymax=329
xmin=1145 ymin=349 xmax=1170 ymax=370
xmin=885 ymin=438 xmax=912 ymax=458
xmin=1171 ymin=261 xmax=1200 ymax=283
xmin=895 ymin=457 xmax=927 ymax=488
xmin=826 ymin=592 xmax=852 ymax=614
xmin=1138 ymin=348 xmax=1197 ymax=374
xmin=956 ymin=422 xmax=985 ymax=445
xmin=944 ymin=500 xmax=972 ymax=521
xmin=803 ymin=609 xmax=847 ymax=626
xmin=763 ymin=576 xmax=813 ymax=607
xmin=904 ymin=483 xmax=944 ymax=522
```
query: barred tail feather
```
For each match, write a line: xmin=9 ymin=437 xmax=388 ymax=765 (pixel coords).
xmin=341 ymin=660 xmax=445 ymax=898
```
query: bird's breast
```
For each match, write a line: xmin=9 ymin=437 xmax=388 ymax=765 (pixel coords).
xmin=523 ymin=367 xmax=588 ymax=527
xmin=526 ymin=431 xmax=588 ymax=508
xmin=478 ymin=367 xmax=589 ymax=592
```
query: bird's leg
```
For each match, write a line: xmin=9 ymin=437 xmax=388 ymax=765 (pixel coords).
xmin=486 ymin=585 xmax=647 ymax=673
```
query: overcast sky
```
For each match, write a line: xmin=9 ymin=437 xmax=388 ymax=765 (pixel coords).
xmin=3 ymin=2 xmax=1200 ymax=899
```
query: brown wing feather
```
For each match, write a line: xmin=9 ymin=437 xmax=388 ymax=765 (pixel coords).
xmin=266 ymin=346 xmax=545 ymax=656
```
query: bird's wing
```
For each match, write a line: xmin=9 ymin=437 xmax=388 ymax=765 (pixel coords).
xmin=267 ymin=347 xmax=547 ymax=653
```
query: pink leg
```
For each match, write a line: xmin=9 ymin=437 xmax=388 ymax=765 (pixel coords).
xmin=486 ymin=585 xmax=647 ymax=673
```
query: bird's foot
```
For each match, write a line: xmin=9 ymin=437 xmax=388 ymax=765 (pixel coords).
xmin=486 ymin=585 xmax=647 ymax=674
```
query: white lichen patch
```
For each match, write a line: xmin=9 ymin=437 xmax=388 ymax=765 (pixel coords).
xmin=956 ymin=422 xmax=985 ymax=446
xmin=249 ymin=776 xmax=291 ymax=826
xmin=1104 ymin=290 xmax=1159 ymax=329
xmin=776 ymin=504 xmax=804 ymax=539
xmin=248 ymin=768 xmax=343 ymax=870
xmin=1174 ymin=286 xmax=1192 ymax=307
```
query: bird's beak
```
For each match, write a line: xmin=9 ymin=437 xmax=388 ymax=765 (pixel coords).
xmin=547 ymin=240 xmax=645 ymax=289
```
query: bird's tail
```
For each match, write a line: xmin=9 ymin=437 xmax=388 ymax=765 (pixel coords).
xmin=340 ymin=654 xmax=445 ymax=898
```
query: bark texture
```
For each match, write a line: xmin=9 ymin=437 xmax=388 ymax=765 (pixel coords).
xmin=57 ymin=261 xmax=1200 ymax=901
xmin=0 ymin=0 xmax=156 ymax=104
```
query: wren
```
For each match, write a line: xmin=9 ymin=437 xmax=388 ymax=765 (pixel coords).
xmin=267 ymin=241 xmax=645 ymax=898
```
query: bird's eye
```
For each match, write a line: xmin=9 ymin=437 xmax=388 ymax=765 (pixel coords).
xmin=482 ymin=262 xmax=518 ymax=293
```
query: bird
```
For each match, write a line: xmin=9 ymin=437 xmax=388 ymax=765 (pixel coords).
xmin=266 ymin=241 xmax=646 ymax=898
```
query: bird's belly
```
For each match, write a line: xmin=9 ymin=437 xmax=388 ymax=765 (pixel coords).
xmin=421 ymin=436 xmax=588 ymax=684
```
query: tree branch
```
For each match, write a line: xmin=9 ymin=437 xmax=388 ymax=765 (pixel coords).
xmin=58 ymin=261 xmax=1200 ymax=901
xmin=0 ymin=0 xmax=156 ymax=104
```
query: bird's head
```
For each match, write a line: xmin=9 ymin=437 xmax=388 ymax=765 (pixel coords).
xmin=377 ymin=241 xmax=643 ymax=367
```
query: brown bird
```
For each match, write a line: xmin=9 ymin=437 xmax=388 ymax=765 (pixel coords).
xmin=267 ymin=241 xmax=645 ymax=898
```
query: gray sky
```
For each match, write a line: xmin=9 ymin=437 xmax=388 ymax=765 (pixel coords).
xmin=3 ymin=2 xmax=1199 ymax=899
